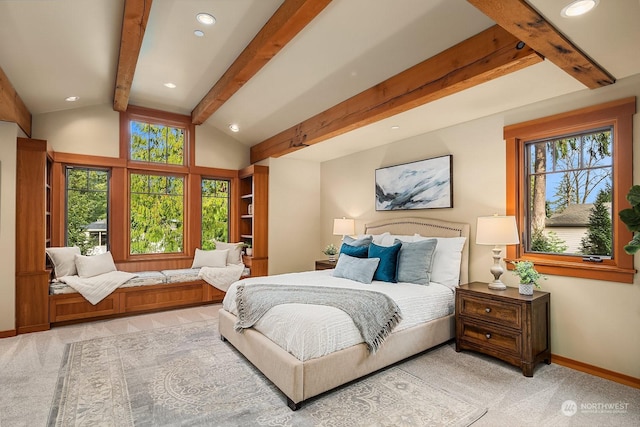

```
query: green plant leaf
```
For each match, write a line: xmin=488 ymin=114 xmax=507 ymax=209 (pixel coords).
xmin=624 ymin=233 xmax=640 ymax=255
xmin=619 ymin=208 xmax=640 ymax=231
xmin=626 ymin=185 xmax=640 ymax=207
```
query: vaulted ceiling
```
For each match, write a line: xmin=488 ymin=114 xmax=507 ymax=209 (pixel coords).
xmin=1 ymin=0 xmax=639 ymax=163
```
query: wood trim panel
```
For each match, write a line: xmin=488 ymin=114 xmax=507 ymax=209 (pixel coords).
xmin=0 ymin=65 xmax=31 ymax=136
xmin=189 ymin=166 xmax=238 ymax=178
xmin=250 ymin=25 xmax=542 ymax=163
xmin=0 ymin=329 xmax=17 ymax=339
xmin=52 ymin=152 xmax=127 ymax=168
xmin=467 ymin=0 xmax=615 ymax=89
xmin=49 ymin=281 xmax=224 ymax=325
xmin=552 ymin=354 xmax=640 ymax=389
xmin=191 ymin=0 xmax=332 ymax=125
xmin=113 ymin=0 xmax=153 ymax=112
xmin=188 ymin=173 xmax=202 ymax=253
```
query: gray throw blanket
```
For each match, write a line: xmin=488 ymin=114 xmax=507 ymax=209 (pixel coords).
xmin=234 ymin=284 xmax=403 ymax=353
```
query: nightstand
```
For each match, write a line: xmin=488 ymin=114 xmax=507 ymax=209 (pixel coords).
xmin=455 ymin=282 xmax=551 ymax=377
xmin=315 ymin=259 xmax=337 ymax=270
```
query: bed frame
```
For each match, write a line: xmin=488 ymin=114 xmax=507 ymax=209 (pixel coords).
xmin=219 ymin=216 xmax=470 ymax=410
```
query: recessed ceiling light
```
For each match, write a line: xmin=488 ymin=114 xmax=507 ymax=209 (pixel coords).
xmin=65 ymin=96 xmax=80 ymax=102
xmin=391 ymin=125 xmax=400 ymax=130
xmin=196 ymin=13 xmax=215 ymax=25
xmin=164 ymin=82 xmax=177 ymax=89
xmin=194 ymin=29 xmax=204 ymax=37
xmin=229 ymin=123 xmax=240 ymax=132
xmin=561 ymin=0 xmax=598 ymax=17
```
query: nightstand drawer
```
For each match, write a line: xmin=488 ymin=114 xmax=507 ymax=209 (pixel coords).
xmin=459 ymin=320 xmax=521 ymax=355
xmin=459 ymin=295 xmax=521 ymax=329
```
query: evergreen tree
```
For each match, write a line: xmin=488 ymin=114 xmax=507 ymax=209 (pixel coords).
xmin=580 ymin=189 xmax=612 ymax=256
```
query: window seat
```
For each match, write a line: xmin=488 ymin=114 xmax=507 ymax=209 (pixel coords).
xmin=48 ymin=267 xmax=248 ymax=325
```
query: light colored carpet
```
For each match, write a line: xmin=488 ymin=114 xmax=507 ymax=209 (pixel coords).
xmin=1 ymin=305 xmax=639 ymax=426
xmin=47 ymin=319 xmax=486 ymax=426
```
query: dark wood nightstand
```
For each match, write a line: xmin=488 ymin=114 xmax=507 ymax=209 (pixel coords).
xmin=455 ymin=282 xmax=551 ymax=377
xmin=315 ymin=259 xmax=337 ymax=270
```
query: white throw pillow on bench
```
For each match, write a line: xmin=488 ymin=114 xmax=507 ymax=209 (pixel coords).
xmin=213 ymin=241 xmax=244 ymax=265
xmin=192 ymin=248 xmax=229 ymax=268
xmin=46 ymin=246 xmax=81 ymax=278
xmin=75 ymin=251 xmax=117 ymax=278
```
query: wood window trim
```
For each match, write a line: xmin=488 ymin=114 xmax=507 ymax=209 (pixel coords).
xmin=504 ymin=97 xmax=636 ymax=284
xmin=51 ymin=151 xmax=240 ymax=267
xmin=119 ymin=105 xmax=195 ymax=168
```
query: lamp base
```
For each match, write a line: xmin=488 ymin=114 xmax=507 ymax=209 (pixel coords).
xmin=488 ymin=280 xmax=507 ymax=291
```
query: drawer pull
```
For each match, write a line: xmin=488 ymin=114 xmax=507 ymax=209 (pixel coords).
xmin=485 ymin=333 xmax=491 ymax=339
xmin=485 ymin=308 xmax=491 ymax=313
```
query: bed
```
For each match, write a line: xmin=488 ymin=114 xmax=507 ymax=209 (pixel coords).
xmin=219 ymin=217 xmax=469 ymax=410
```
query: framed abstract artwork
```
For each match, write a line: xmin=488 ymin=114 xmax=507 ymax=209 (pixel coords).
xmin=375 ymin=155 xmax=453 ymax=211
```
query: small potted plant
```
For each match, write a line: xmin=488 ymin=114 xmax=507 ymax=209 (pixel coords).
xmin=619 ymin=185 xmax=640 ymax=254
xmin=511 ymin=260 xmax=544 ymax=295
xmin=244 ymin=242 xmax=253 ymax=257
xmin=323 ymin=243 xmax=338 ymax=262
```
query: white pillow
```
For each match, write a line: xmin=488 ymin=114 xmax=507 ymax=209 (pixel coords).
xmin=75 ymin=251 xmax=117 ymax=278
xmin=380 ymin=234 xmax=415 ymax=247
xmin=213 ymin=241 xmax=244 ymax=265
xmin=369 ymin=233 xmax=390 ymax=245
xmin=414 ymin=235 xmax=466 ymax=288
xmin=192 ymin=248 xmax=229 ymax=268
xmin=46 ymin=246 xmax=81 ymax=278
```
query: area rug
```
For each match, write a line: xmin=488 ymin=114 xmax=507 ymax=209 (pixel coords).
xmin=48 ymin=320 xmax=486 ymax=426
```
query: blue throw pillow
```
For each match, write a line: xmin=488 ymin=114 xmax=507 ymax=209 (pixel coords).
xmin=342 ymin=235 xmax=373 ymax=247
xmin=340 ymin=242 xmax=368 ymax=258
xmin=368 ymin=242 xmax=401 ymax=283
xmin=333 ymin=254 xmax=380 ymax=284
xmin=395 ymin=238 xmax=438 ymax=285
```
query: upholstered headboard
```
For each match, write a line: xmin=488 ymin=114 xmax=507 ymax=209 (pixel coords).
xmin=364 ymin=216 xmax=470 ymax=285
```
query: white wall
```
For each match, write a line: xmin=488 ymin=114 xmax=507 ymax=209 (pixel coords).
xmin=266 ymin=157 xmax=321 ymax=274
xmin=195 ymin=123 xmax=249 ymax=170
xmin=0 ymin=122 xmax=18 ymax=331
xmin=317 ymin=73 xmax=640 ymax=378
xmin=32 ymin=104 xmax=120 ymax=156
xmin=32 ymin=104 xmax=249 ymax=169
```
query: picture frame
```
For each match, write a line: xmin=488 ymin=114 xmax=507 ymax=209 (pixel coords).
xmin=375 ymin=155 xmax=453 ymax=211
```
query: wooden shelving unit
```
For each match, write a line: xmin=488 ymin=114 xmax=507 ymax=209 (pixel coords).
xmin=238 ymin=165 xmax=268 ymax=277
xmin=15 ymin=138 xmax=52 ymax=333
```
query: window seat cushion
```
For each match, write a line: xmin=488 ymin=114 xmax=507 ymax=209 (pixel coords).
xmin=49 ymin=270 xmax=191 ymax=295
xmin=161 ymin=268 xmax=201 ymax=284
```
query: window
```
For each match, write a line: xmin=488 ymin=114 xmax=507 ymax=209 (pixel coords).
xmin=130 ymin=120 xmax=184 ymax=165
xmin=526 ymin=128 xmax=612 ymax=256
xmin=505 ymin=97 xmax=636 ymax=283
xmin=65 ymin=167 xmax=109 ymax=255
xmin=130 ymin=173 xmax=184 ymax=254
xmin=201 ymin=178 xmax=231 ymax=249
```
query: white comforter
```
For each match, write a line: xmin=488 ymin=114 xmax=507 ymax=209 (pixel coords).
xmin=222 ymin=270 xmax=454 ymax=361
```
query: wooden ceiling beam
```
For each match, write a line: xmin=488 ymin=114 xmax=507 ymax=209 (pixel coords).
xmin=191 ymin=0 xmax=332 ymax=125
xmin=467 ymin=0 xmax=615 ymax=88
xmin=0 ymin=65 xmax=31 ymax=136
xmin=113 ymin=0 xmax=153 ymax=112
xmin=250 ymin=25 xmax=542 ymax=163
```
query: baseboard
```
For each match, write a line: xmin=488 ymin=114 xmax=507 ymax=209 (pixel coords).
xmin=0 ymin=329 xmax=17 ymax=338
xmin=552 ymin=354 xmax=640 ymax=389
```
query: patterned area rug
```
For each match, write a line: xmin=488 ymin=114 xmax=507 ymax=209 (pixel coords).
xmin=48 ymin=320 xmax=486 ymax=426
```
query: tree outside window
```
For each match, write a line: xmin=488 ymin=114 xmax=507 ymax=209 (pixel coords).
xmin=66 ymin=167 xmax=109 ymax=255
xmin=526 ymin=128 xmax=612 ymax=257
xmin=201 ymin=178 xmax=230 ymax=249
xmin=130 ymin=173 xmax=184 ymax=254
xmin=130 ymin=120 xmax=184 ymax=165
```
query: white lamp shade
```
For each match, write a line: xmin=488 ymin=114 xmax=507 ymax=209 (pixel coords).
xmin=476 ymin=215 xmax=520 ymax=245
xmin=333 ymin=218 xmax=355 ymax=236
